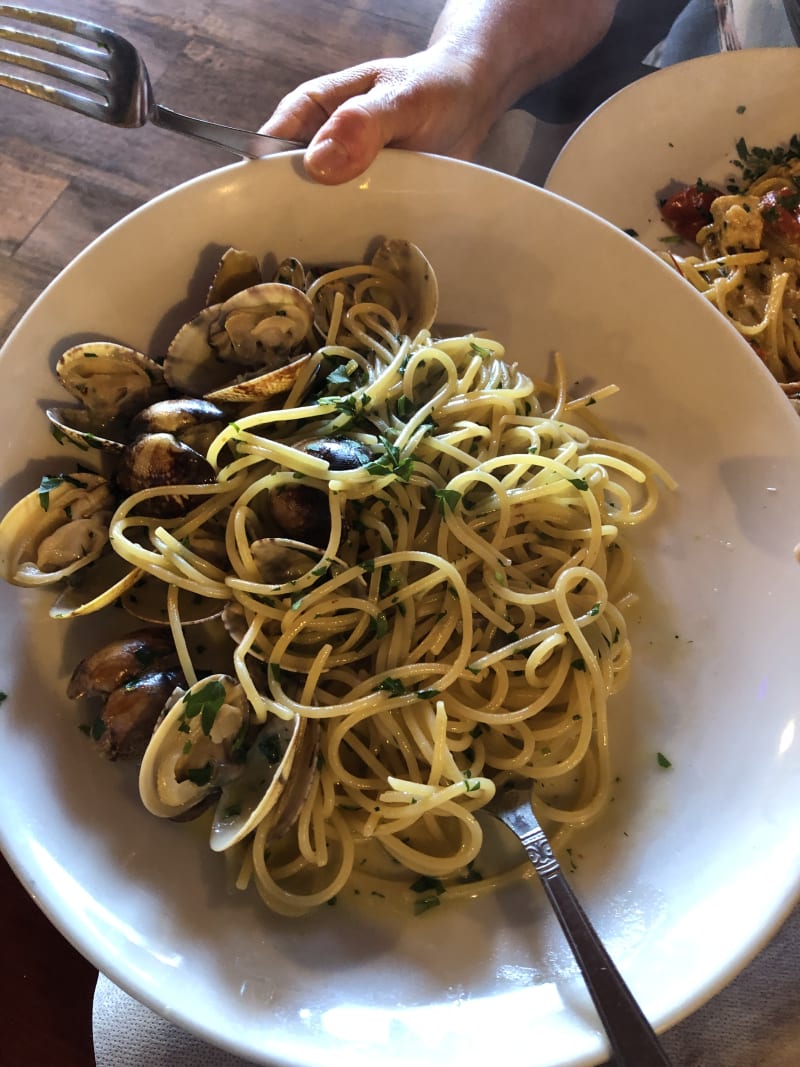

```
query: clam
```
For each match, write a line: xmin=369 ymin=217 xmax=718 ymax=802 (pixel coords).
xmin=128 ymin=398 xmax=228 ymax=455
xmin=0 ymin=472 xmax=114 ymax=586
xmin=116 ymin=432 xmax=217 ymax=518
xmin=56 ymin=341 xmax=167 ymax=423
xmin=209 ymin=712 xmax=320 ymax=852
xmin=205 ymin=353 xmax=312 ymax=404
xmin=47 ymin=342 xmax=168 ymax=453
xmin=121 ymin=572 xmax=226 ymax=626
xmin=138 ymin=674 xmax=249 ymax=820
xmin=138 ymin=673 xmax=318 ymax=847
xmin=237 ymin=538 xmax=366 ymax=602
xmin=269 ymin=485 xmax=331 ymax=547
xmin=370 ymin=237 xmax=439 ymax=336
xmin=68 ymin=627 xmax=178 ymax=698
xmin=262 ymin=436 xmax=372 ymax=544
xmin=206 ymin=247 xmax=263 ymax=306
xmin=50 ymin=552 xmax=143 ymax=620
xmin=274 ymin=256 xmax=308 ymax=290
xmin=68 ymin=627 xmax=184 ymax=761
xmin=250 ymin=536 xmax=330 ymax=584
xmin=93 ymin=668 xmax=185 ymax=760
xmin=164 ymin=283 xmax=314 ymax=397
xmin=298 ymin=436 xmax=372 ymax=470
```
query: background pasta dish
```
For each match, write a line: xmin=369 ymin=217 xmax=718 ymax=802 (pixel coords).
xmin=660 ymin=136 xmax=800 ymax=412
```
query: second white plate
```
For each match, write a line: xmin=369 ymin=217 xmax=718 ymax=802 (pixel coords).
xmin=545 ymin=48 xmax=800 ymax=246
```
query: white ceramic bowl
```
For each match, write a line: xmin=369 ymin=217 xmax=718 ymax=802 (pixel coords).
xmin=1 ymin=150 xmax=799 ymax=1067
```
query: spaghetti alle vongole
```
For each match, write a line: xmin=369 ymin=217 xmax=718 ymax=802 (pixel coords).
xmin=0 ymin=241 xmax=674 ymax=917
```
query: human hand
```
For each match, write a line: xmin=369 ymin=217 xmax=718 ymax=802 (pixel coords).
xmin=259 ymin=44 xmax=503 ymax=185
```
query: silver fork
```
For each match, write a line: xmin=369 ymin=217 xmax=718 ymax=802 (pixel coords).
xmin=0 ymin=4 xmax=302 ymax=157
xmin=487 ymin=786 xmax=673 ymax=1066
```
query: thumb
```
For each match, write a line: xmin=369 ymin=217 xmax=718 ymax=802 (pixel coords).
xmin=302 ymin=99 xmax=392 ymax=184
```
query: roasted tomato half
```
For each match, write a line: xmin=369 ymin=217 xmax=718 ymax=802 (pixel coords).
xmin=661 ymin=184 xmax=723 ymax=243
xmin=758 ymin=186 xmax=800 ymax=242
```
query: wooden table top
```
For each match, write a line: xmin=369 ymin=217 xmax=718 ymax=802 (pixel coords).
xmin=0 ymin=2 xmax=432 ymax=1063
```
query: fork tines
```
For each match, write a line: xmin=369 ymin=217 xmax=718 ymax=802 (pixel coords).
xmin=0 ymin=4 xmax=137 ymax=124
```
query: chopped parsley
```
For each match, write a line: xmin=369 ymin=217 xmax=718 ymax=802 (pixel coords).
xmin=258 ymin=731 xmax=286 ymax=764
xmin=410 ymin=874 xmax=445 ymax=895
xmin=185 ymin=762 xmax=214 ymax=786
xmin=434 ymin=488 xmax=462 ymax=515
xmin=37 ymin=472 xmax=84 ymax=511
xmin=373 ymin=676 xmax=408 ymax=697
xmin=413 ymin=895 xmax=441 ymax=916
xmin=366 ymin=436 xmax=414 ymax=482
xmin=469 ymin=341 xmax=492 ymax=360
xmin=181 ymin=678 xmax=226 ymax=736
xmin=731 ymin=133 xmax=800 ymax=187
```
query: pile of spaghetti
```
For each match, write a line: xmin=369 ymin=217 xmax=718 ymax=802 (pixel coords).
xmin=4 ymin=243 xmax=673 ymax=916
xmin=660 ymin=141 xmax=800 ymax=411
xmin=118 ymin=271 xmax=673 ymax=916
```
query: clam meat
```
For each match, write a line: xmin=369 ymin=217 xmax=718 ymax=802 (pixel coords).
xmin=164 ymin=283 xmax=314 ymax=397
xmin=47 ymin=341 xmax=168 ymax=453
xmin=138 ymin=674 xmax=250 ymax=820
xmin=0 ymin=472 xmax=114 ymax=586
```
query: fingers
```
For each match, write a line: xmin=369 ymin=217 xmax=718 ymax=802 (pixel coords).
xmin=258 ymin=65 xmax=381 ymax=144
xmin=259 ymin=54 xmax=489 ymax=185
xmin=260 ymin=61 xmax=431 ymax=184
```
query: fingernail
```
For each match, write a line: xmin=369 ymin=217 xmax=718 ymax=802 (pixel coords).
xmin=305 ymin=137 xmax=352 ymax=180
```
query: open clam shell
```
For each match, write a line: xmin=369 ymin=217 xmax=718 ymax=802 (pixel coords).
xmin=50 ymin=554 xmax=142 ymax=619
xmin=56 ymin=342 xmax=167 ymax=429
xmin=209 ymin=713 xmax=320 ymax=852
xmin=370 ymin=237 xmax=439 ymax=336
xmin=205 ymin=353 xmax=312 ymax=404
xmin=121 ymin=573 xmax=226 ymax=626
xmin=138 ymin=674 xmax=250 ymax=820
xmin=138 ymin=672 xmax=319 ymax=849
xmin=46 ymin=406 xmax=126 ymax=455
xmin=164 ymin=283 xmax=314 ymax=397
xmin=206 ymin=247 xmax=263 ymax=307
xmin=0 ymin=472 xmax=114 ymax=586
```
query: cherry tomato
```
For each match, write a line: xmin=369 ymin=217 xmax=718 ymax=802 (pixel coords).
xmin=758 ymin=187 xmax=800 ymax=242
xmin=661 ymin=185 xmax=722 ymax=242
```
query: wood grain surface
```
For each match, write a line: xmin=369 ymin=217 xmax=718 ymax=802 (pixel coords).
xmin=0 ymin=0 xmax=435 ymax=347
xmin=0 ymin=3 xmax=433 ymax=1064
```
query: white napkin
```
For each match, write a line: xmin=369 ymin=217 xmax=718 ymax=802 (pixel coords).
xmin=93 ymin=904 xmax=800 ymax=1066
xmin=646 ymin=0 xmax=793 ymax=65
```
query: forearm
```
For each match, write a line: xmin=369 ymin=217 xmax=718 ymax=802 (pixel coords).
xmin=429 ymin=0 xmax=618 ymax=113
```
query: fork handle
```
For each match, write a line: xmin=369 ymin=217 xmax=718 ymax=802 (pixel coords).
xmin=152 ymin=104 xmax=302 ymax=159
xmin=519 ymin=827 xmax=673 ymax=1066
